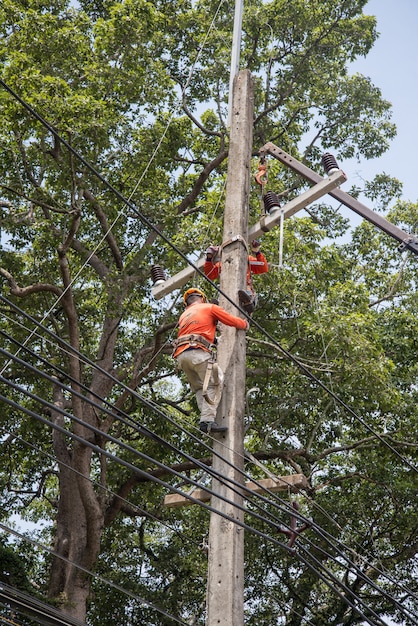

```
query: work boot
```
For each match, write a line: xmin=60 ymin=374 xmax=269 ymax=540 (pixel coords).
xmin=199 ymin=421 xmax=228 ymax=433
xmin=238 ymin=290 xmax=255 ymax=314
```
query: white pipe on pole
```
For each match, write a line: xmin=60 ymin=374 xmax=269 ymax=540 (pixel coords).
xmin=227 ymin=0 xmax=244 ymax=127
xmin=279 ymin=208 xmax=284 ymax=267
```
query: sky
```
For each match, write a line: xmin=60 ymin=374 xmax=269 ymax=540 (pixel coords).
xmin=344 ymin=0 xmax=418 ymax=204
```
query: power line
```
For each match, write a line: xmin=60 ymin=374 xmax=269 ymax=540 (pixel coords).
xmin=0 ymin=77 xmax=415 ymax=476
xmin=2 ymin=431 xmax=318 ymax=623
xmin=7 ymin=431 xmax=399 ymax=626
xmin=0 ymin=431 xmax=375 ymax=626
xmin=1 ymin=359 xmax=414 ymax=624
xmin=0 ymin=581 xmax=88 ymax=626
xmin=1 ymin=302 xmax=416 ymax=622
xmin=2 ymin=291 xmax=417 ymax=578
xmin=0 ymin=420 xmax=384 ymax=626
xmin=0 ymin=526 xmax=188 ymax=626
xmin=0 ymin=80 xmax=416 ymax=622
xmin=2 ymin=325 xmax=408 ymax=621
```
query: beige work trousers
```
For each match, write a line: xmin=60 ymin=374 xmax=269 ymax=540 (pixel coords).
xmin=176 ymin=348 xmax=224 ymax=423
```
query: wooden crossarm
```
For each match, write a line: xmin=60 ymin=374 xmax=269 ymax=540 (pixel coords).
xmin=163 ymin=474 xmax=308 ymax=508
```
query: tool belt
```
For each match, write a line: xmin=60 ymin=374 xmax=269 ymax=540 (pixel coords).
xmin=172 ymin=333 xmax=215 ymax=353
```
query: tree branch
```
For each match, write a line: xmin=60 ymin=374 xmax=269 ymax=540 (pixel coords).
xmin=176 ymin=149 xmax=228 ymax=215
xmin=0 ymin=268 xmax=62 ymax=298
xmin=83 ymin=189 xmax=123 ymax=270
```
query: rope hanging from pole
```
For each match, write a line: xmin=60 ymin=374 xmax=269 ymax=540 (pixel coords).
xmin=202 ymin=352 xmax=222 ymax=406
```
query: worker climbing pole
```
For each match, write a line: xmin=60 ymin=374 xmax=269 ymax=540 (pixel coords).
xmin=172 ymin=287 xmax=249 ymax=434
xmin=203 ymin=239 xmax=269 ymax=314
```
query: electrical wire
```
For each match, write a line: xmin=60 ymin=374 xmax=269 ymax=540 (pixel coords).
xmin=0 ymin=581 xmax=88 ymax=626
xmin=0 ymin=76 xmax=416 ymax=622
xmin=0 ymin=390 xmax=389 ymax=626
xmin=0 ymin=326 xmax=412 ymax=620
xmin=0 ymin=525 xmax=188 ymax=626
xmin=1 ymin=388 xmax=327 ymax=626
xmin=0 ymin=304 xmax=408 ymax=548
xmin=0 ymin=77 xmax=415 ymax=476
xmin=6 ymin=434 xmax=394 ymax=626
xmin=0 ymin=344 xmax=404 ymax=620
xmin=0 ymin=443 xmax=317 ymax=626
xmin=1 ymin=302 xmax=416 ymax=622
xmin=1 ymin=354 xmax=415 ymax=625
xmin=5 ymin=379 xmax=416 ymax=626
xmin=0 ymin=399 xmax=328 ymax=622
xmin=0 ymin=425 xmax=206 ymax=551
xmin=0 ymin=616 xmax=23 ymax=626
xmin=0 ymin=431 xmax=325 ymax=626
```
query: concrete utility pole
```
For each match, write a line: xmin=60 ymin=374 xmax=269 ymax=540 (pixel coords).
xmin=205 ymin=69 xmax=254 ymax=626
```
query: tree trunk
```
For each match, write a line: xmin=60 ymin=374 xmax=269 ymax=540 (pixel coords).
xmin=48 ymin=385 xmax=104 ymax=621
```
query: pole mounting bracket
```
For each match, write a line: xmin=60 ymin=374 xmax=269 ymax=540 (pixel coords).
xmin=278 ymin=501 xmax=312 ymax=552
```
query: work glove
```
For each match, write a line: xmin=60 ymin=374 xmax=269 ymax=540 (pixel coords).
xmin=205 ymin=245 xmax=219 ymax=259
xmin=251 ymin=240 xmax=261 ymax=254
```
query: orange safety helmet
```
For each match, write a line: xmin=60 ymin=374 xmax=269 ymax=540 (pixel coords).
xmin=183 ymin=287 xmax=207 ymax=305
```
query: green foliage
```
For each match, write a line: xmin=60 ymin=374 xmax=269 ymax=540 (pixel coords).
xmin=0 ymin=540 xmax=34 ymax=591
xmin=0 ymin=0 xmax=417 ymax=624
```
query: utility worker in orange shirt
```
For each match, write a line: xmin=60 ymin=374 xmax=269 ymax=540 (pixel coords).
xmin=204 ymin=240 xmax=268 ymax=314
xmin=173 ymin=288 xmax=249 ymax=433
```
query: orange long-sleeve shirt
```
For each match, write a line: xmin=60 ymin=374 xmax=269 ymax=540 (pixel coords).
xmin=204 ymin=252 xmax=268 ymax=285
xmin=173 ymin=302 xmax=247 ymax=358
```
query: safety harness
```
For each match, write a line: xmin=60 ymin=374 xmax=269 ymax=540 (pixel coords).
xmin=172 ymin=334 xmax=221 ymax=406
xmin=172 ymin=333 xmax=214 ymax=352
